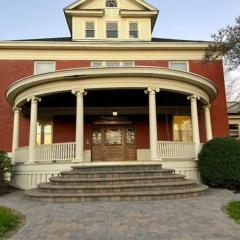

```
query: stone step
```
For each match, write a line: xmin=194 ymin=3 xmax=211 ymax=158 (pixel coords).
xmin=61 ymin=169 xmax=175 ymax=179
xmin=37 ymin=180 xmax=196 ymax=194
xmin=25 ymin=185 xmax=208 ymax=202
xmin=49 ymin=174 xmax=186 ymax=186
xmin=71 ymin=163 xmax=162 ymax=172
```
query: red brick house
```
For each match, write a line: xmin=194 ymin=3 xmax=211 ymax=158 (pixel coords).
xmin=0 ymin=0 xmax=228 ymax=190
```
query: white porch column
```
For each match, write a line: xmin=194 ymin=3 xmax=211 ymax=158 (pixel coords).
xmin=72 ymin=89 xmax=87 ymax=163
xmin=28 ymin=96 xmax=41 ymax=163
xmin=188 ymin=95 xmax=200 ymax=159
xmin=145 ymin=87 xmax=160 ymax=161
xmin=12 ymin=106 xmax=21 ymax=164
xmin=204 ymin=105 xmax=213 ymax=141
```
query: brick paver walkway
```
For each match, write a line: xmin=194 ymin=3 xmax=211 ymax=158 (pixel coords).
xmin=0 ymin=189 xmax=239 ymax=240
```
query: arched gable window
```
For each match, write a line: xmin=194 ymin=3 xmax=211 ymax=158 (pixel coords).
xmin=106 ymin=0 xmax=117 ymax=8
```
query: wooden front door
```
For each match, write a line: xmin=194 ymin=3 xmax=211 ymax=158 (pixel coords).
xmin=92 ymin=126 xmax=136 ymax=161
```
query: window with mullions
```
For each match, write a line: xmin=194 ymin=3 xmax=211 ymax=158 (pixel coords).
xmin=106 ymin=0 xmax=117 ymax=7
xmin=37 ymin=118 xmax=52 ymax=145
xmin=106 ymin=22 xmax=118 ymax=38
xmin=86 ymin=22 xmax=95 ymax=38
xmin=129 ymin=22 xmax=138 ymax=39
xmin=173 ymin=116 xmax=192 ymax=142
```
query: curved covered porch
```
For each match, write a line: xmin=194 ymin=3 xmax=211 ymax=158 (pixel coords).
xmin=6 ymin=66 xmax=217 ymax=188
xmin=6 ymin=67 xmax=217 ymax=164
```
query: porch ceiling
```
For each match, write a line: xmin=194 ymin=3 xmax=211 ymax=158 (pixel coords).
xmin=6 ymin=66 xmax=218 ymax=106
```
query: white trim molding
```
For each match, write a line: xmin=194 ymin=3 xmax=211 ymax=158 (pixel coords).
xmin=6 ymin=67 xmax=217 ymax=106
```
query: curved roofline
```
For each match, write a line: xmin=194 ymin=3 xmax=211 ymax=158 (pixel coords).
xmin=6 ymin=66 xmax=218 ymax=106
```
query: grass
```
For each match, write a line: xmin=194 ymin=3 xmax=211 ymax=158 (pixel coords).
xmin=225 ymin=201 xmax=240 ymax=224
xmin=0 ymin=206 xmax=23 ymax=239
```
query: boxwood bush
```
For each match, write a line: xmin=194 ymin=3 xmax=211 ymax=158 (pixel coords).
xmin=198 ymin=137 xmax=240 ymax=190
xmin=0 ymin=151 xmax=12 ymax=184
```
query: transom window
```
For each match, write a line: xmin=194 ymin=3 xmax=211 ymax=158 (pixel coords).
xmin=86 ymin=22 xmax=95 ymax=38
xmin=106 ymin=0 xmax=117 ymax=7
xmin=37 ymin=118 xmax=52 ymax=145
xmin=35 ymin=61 xmax=55 ymax=75
xmin=106 ymin=22 xmax=118 ymax=38
xmin=169 ymin=61 xmax=189 ymax=72
xmin=91 ymin=61 xmax=134 ymax=68
xmin=129 ymin=22 xmax=138 ymax=39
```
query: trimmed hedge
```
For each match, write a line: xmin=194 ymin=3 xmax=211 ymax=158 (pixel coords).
xmin=198 ymin=137 xmax=240 ymax=190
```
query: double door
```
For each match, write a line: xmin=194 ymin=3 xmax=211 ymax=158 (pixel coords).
xmin=92 ymin=126 xmax=136 ymax=161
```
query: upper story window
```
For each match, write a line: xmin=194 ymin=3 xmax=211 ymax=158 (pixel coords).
xmin=169 ymin=61 xmax=189 ymax=72
xmin=129 ymin=22 xmax=138 ymax=39
xmin=106 ymin=0 xmax=117 ymax=8
xmin=91 ymin=61 xmax=134 ymax=68
xmin=106 ymin=22 xmax=118 ymax=38
xmin=35 ymin=61 xmax=56 ymax=75
xmin=86 ymin=22 xmax=95 ymax=38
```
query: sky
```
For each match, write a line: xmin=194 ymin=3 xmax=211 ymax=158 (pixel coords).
xmin=0 ymin=0 xmax=240 ymax=41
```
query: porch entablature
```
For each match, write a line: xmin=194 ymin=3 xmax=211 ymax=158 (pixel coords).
xmin=6 ymin=66 xmax=217 ymax=106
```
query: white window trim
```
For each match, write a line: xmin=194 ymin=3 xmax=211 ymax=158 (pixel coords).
xmin=129 ymin=21 xmax=139 ymax=39
xmin=85 ymin=21 xmax=96 ymax=39
xmin=105 ymin=21 xmax=119 ymax=39
xmin=91 ymin=61 xmax=135 ymax=68
xmin=34 ymin=61 xmax=56 ymax=75
xmin=169 ymin=61 xmax=189 ymax=72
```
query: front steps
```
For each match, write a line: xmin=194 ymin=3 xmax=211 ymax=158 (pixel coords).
xmin=25 ymin=163 xmax=208 ymax=202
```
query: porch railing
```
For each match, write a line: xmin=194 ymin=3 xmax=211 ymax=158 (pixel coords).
xmin=158 ymin=141 xmax=195 ymax=159
xmin=34 ymin=142 xmax=76 ymax=162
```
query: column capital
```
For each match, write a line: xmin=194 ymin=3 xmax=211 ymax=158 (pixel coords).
xmin=203 ymin=104 xmax=211 ymax=109
xmin=27 ymin=96 xmax=41 ymax=103
xmin=144 ymin=87 xmax=160 ymax=95
xmin=13 ymin=106 xmax=22 ymax=112
xmin=72 ymin=89 xmax=87 ymax=96
xmin=187 ymin=94 xmax=200 ymax=101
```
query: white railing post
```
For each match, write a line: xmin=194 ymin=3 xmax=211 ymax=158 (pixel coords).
xmin=27 ymin=96 xmax=41 ymax=163
xmin=72 ymin=89 xmax=87 ymax=163
xmin=187 ymin=95 xmax=200 ymax=159
xmin=145 ymin=87 xmax=161 ymax=161
xmin=12 ymin=106 xmax=21 ymax=164
xmin=203 ymin=104 xmax=213 ymax=141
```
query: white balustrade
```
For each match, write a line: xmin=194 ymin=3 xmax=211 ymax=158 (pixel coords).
xmin=34 ymin=142 xmax=76 ymax=162
xmin=15 ymin=146 xmax=29 ymax=163
xmin=158 ymin=141 xmax=195 ymax=159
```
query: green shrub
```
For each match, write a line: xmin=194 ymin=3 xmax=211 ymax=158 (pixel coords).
xmin=225 ymin=201 xmax=240 ymax=224
xmin=0 ymin=206 xmax=21 ymax=237
xmin=198 ymin=137 xmax=240 ymax=190
xmin=0 ymin=151 xmax=12 ymax=184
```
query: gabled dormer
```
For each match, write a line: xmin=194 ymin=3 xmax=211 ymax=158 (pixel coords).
xmin=64 ymin=0 xmax=159 ymax=41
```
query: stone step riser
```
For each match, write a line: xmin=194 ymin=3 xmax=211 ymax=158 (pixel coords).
xmin=71 ymin=165 xmax=163 ymax=172
xmin=26 ymin=191 xmax=206 ymax=203
xmin=61 ymin=171 xmax=174 ymax=179
xmin=50 ymin=178 xmax=185 ymax=186
xmin=38 ymin=184 xmax=197 ymax=194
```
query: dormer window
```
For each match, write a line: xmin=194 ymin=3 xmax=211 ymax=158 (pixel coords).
xmin=129 ymin=22 xmax=138 ymax=39
xmin=106 ymin=22 xmax=118 ymax=38
xmin=106 ymin=0 xmax=117 ymax=8
xmin=86 ymin=22 xmax=95 ymax=38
